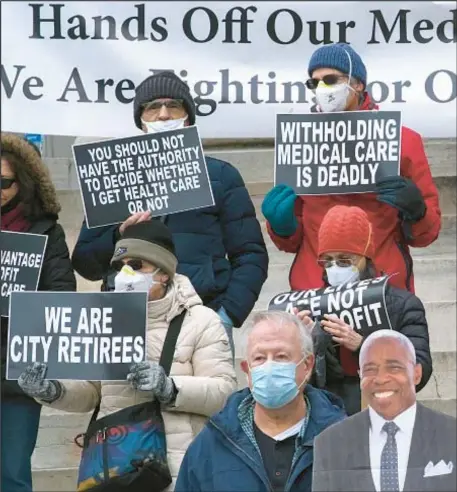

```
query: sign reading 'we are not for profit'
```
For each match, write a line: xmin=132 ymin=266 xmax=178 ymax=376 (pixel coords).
xmin=275 ymin=111 xmax=401 ymax=195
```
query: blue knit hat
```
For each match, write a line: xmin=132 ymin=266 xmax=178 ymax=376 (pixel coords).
xmin=308 ymin=43 xmax=367 ymax=87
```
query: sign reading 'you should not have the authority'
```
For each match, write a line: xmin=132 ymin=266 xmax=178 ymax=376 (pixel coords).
xmin=268 ymin=276 xmax=392 ymax=334
xmin=73 ymin=126 xmax=215 ymax=228
xmin=1 ymin=231 xmax=47 ymax=318
xmin=6 ymin=291 xmax=147 ymax=381
xmin=275 ymin=111 xmax=401 ymax=195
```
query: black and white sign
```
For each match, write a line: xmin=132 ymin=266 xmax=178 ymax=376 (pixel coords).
xmin=1 ymin=231 xmax=47 ymax=318
xmin=6 ymin=291 xmax=148 ymax=381
xmin=73 ymin=126 xmax=215 ymax=228
xmin=275 ymin=111 xmax=401 ymax=195
xmin=268 ymin=276 xmax=392 ymax=334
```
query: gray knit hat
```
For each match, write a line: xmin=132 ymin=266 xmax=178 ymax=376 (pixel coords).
xmin=133 ymin=71 xmax=196 ymax=129
xmin=111 ymin=221 xmax=177 ymax=278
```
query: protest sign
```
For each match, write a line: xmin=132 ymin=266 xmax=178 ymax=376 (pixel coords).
xmin=275 ymin=111 xmax=401 ymax=195
xmin=1 ymin=231 xmax=47 ymax=318
xmin=73 ymin=126 xmax=215 ymax=228
xmin=268 ymin=276 xmax=392 ymax=334
xmin=6 ymin=291 xmax=148 ymax=381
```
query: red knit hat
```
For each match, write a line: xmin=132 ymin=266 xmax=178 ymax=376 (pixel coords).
xmin=318 ymin=205 xmax=375 ymax=259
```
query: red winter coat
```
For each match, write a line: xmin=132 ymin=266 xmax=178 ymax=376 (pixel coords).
xmin=267 ymin=94 xmax=441 ymax=293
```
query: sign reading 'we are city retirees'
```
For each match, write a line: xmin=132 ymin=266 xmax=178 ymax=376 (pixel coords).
xmin=275 ymin=111 xmax=401 ymax=195
xmin=73 ymin=126 xmax=215 ymax=228
xmin=7 ymin=291 xmax=148 ymax=381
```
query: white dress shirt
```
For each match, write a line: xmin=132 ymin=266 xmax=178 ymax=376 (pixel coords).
xmin=369 ymin=403 xmax=417 ymax=492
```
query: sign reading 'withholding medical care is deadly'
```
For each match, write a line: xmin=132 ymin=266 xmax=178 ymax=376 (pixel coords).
xmin=6 ymin=291 xmax=148 ymax=381
xmin=275 ymin=111 xmax=401 ymax=195
xmin=268 ymin=276 xmax=392 ymax=334
xmin=73 ymin=126 xmax=215 ymax=228
xmin=1 ymin=231 xmax=47 ymax=318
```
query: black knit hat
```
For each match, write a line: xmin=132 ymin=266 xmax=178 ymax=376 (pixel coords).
xmin=111 ymin=220 xmax=177 ymax=278
xmin=133 ymin=72 xmax=196 ymax=129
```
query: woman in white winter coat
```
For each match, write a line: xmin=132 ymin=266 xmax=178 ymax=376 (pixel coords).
xmin=17 ymin=220 xmax=237 ymax=490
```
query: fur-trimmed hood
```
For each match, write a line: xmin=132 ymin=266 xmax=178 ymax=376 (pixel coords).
xmin=1 ymin=133 xmax=60 ymax=215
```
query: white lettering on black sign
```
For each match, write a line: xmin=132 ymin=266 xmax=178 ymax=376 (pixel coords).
xmin=73 ymin=126 xmax=215 ymax=228
xmin=268 ymin=276 xmax=392 ymax=334
xmin=275 ymin=111 xmax=401 ymax=195
xmin=0 ymin=232 xmax=47 ymax=317
xmin=6 ymin=291 xmax=148 ymax=381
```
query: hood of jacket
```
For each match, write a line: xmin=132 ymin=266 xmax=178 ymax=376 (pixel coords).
xmin=147 ymin=273 xmax=203 ymax=324
xmin=209 ymin=384 xmax=346 ymax=446
xmin=1 ymin=133 xmax=60 ymax=216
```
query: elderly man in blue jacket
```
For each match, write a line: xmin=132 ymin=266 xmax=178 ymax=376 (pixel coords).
xmin=71 ymin=72 xmax=268 ymax=352
xmin=175 ymin=311 xmax=346 ymax=492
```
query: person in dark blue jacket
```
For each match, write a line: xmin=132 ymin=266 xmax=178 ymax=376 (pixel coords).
xmin=175 ymin=311 xmax=346 ymax=492
xmin=71 ymin=72 xmax=268 ymax=352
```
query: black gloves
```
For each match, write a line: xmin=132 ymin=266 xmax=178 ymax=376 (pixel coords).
xmin=376 ymin=176 xmax=426 ymax=223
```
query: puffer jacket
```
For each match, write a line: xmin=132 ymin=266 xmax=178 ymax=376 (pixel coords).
xmin=1 ymin=133 xmax=77 ymax=403
xmin=268 ymin=93 xmax=441 ymax=294
xmin=37 ymin=274 xmax=237 ymax=490
xmin=71 ymin=155 xmax=269 ymax=327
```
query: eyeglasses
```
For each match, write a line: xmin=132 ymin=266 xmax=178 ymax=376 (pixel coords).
xmin=112 ymin=259 xmax=145 ymax=272
xmin=317 ymin=257 xmax=355 ymax=268
xmin=142 ymin=99 xmax=185 ymax=116
xmin=305 ymin=74 xmax=348 ymax=91
xmin=1 ymin=177 xmax=15 ymax=190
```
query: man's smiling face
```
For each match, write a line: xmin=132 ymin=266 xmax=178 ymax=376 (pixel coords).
xmin=360 ymin=338 xmax=422 ymax=420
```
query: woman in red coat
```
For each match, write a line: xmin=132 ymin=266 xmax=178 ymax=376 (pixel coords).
xmin=262 ymin=43 xmax=441 ymax=293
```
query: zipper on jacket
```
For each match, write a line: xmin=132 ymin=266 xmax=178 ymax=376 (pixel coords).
xmin=394 ymin=240 xmax=413 ymax=292
xmin=209 ymin=421 xmax=274 ymax=492
xmin=284 ymin=446 xmax=310 ymax=492
xmin=96 ymin=428 xmax=109 ymax=482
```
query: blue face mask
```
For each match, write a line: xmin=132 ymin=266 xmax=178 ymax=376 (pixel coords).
xmin=250 ymin=358 xmax=306 ymax=410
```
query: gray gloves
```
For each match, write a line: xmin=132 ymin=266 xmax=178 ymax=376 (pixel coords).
xmin=127 ymin=361 xmax=177 ymax=405
xmin=18 ymin=361 xmax=177 ymax=406
xmin=17 ymin=362 xmax=63 ymax=403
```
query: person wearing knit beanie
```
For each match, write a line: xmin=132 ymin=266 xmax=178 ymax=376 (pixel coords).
xmin=306 ymin=43 xmax=367 ymax=113
xmin=298 ymin=204 xmax=432 ymax=417
xmin=111 ymin=221 xmax=177 ymax=300
xmin=133 ymin=71 xmax=196 ymax=134
xmin=317 ymin=205 xmax=375 ymax=287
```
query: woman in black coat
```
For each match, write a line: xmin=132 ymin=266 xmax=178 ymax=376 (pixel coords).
xmin=1 ymin=133 xmax=76 ymax=492
xmin=297 ymin=204 xmax=432 ymax=416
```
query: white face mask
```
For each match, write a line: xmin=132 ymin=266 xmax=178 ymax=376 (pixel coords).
xmin=314 ymin=47 xmax=357 ymax=113
xmin=326 ymin=264 xmax=360 ymax=286
xmin=114 ymin=265 xmax=162 ymax=293
xmin=315 ymin=83 xmax=353 ymax=113
xmin=141 ymin=116 xmax=187 ymax=134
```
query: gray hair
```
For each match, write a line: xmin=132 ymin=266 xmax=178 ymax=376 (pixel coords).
xmin=359 ymin=329 xmax=417 ymax=367
xmin=244 ymin=310 xmax=314 ymax=360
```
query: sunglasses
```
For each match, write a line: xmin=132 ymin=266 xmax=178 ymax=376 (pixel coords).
xmin=1 ymin=177 xmax=15 ymax=190
xmin=317 ymin=258 xmax=355 ymax=269
xmin=112 ymin=259 xmax=145 ymax=272
xmin=305 ymin=74 xmax=348 ymax=91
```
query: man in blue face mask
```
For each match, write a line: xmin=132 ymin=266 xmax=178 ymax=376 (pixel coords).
xmin=175 ymin=311 xmax=346 ymax=492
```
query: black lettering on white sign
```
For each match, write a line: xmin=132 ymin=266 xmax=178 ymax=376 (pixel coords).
xmin=275 ymin=111 xmax=401 ymax=195
xmin=6 ymin=291 xmax=148 ymax=381
xmin=268 ymin=276 xmax=392 ymax=334
xmin=1 ymin=231 xmax=47 ymax=317
xmin=73 ymin=126 xmax=215 ymax=228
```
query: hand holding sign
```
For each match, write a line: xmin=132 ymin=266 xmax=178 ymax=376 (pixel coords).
xmin=17 ymin=362 xmax=62 ymax=402
xmin=119 ymin=211 xmax=152 ymax=235
xmin=321 ymin=314 xmax=363 ymax=352
xmin=127 ymin=361 xmax=176 ymax=404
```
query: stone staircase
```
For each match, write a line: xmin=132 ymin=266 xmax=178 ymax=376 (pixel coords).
xmin=32 ymin=139 xmax=456 ymax=490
